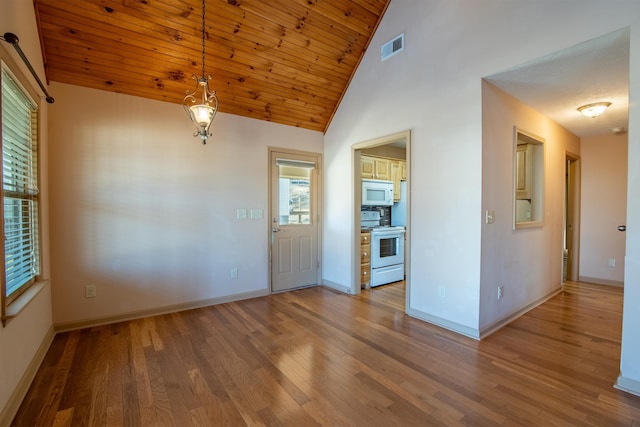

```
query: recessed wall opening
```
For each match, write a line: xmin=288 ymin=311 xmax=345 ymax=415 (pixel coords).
xmin=514 ymin=127 xmax=545 ymax=229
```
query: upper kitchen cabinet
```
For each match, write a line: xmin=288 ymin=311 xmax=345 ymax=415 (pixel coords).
xmin=361 ymin=155 xmax=391 ymax=180
xmin=360 ymin=156 xmax=375 ymax=179
xmin=515 ymin=143 xmax=533 ymax=200
xmin=391 ymin=160 xmax=402 ymax=202
xmin=513 ymin=127 xmax=545 ymax=229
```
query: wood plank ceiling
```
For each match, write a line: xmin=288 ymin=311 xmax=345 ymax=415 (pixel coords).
xmin=33 ymin=0 xmax=391 ymax=133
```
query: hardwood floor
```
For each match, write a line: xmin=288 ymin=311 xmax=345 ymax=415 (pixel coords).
xmin=13 ymin=281 xmax=640 ymax=426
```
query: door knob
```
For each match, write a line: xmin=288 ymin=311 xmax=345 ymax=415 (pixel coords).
xmin=272 ymin=227 xmax=281 ymax=232
xmin=618 ymin=225 xmax=626 ymax=232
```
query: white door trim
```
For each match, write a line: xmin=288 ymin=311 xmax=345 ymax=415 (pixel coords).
xmin=351 ymin=130 xmax=411 ymax=311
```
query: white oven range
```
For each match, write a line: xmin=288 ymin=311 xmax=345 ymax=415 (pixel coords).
xmin=370 ymin=226 xmax=405 ymax=287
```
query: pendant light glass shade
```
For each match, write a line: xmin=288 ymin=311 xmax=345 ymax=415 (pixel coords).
xmin=191 ymin=104 xmax=214 ymax=127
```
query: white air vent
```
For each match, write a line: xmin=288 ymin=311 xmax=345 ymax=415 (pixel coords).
xmin=381 ymin=33 xmax=404 ymax=61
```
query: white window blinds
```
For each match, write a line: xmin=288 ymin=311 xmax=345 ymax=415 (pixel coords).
xmin=1 ymin=67 xmax=40 ymax=300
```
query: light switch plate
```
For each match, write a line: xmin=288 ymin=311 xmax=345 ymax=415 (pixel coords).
xmin=237 ymin=209 xmax=247 ymax=220
xmin=485 ymin=210 xmax=494 ymax=224
xmin=85 ymin=284 xmax=97 ymax=298
xmin=250 ymin=209 xmax=263 ymax=219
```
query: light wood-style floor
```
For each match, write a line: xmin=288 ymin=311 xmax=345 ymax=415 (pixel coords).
xmin=13 ymin=281 xmax=640 ymax=426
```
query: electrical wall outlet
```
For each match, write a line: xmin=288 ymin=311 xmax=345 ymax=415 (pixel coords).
xmin=439 ymin=286 xmax=446 ymax=298
xmin=85 ymin=284 xmax=97 ymax=298
xmin=497 ymin=285 xmax=503 ymax=300
xmin=230 ymin=267 xmax=238 ymax=279
xmin=608 ymin=258 xmax=616 ymax=268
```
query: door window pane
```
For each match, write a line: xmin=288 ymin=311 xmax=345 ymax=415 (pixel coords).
xmin=278 ymin=165 xmax=311 ymax=225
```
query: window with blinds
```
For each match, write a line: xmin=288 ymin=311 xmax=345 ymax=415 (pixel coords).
xmin=1 ymin=66 xmax=40 ymax=303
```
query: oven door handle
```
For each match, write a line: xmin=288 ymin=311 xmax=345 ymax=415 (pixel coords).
xmin=372 ymin=230 xmax=405 ymax=238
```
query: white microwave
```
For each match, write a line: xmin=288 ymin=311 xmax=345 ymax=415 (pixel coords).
xmin=362 ymin=179 xmax=393 ymax=206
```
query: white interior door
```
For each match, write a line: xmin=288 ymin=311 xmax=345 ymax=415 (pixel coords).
xmin=270 ymin=150 xmax=320 ymax=292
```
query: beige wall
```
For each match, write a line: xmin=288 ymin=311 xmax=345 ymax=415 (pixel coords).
xmin=480 ymin=82 xmax=580 ymax=331
xmin=579 ymin=134 xmax=628 ymax=285
xmin=47 ymin=82 xmax=323 ymax=327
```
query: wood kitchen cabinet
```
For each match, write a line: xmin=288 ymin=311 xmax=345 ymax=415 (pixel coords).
xmin=360 ymin=231 xmax=371 ymax=287
xmin=516 ymin=143 xmax=533 ymax=200
xmin=390 ymin=160 xmax=402 ymax=202
xmin=361 ymin=155 xmax=391 ymax=181
xmin=360 ymin=156 xmax=375 ymax=179
xmin=390 ymin=159 xmax=407 ymax=202
xmin=375 ymin=158 xmax=391 ymax=180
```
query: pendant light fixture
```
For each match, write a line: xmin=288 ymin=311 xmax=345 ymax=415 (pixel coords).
xmin=183 ymin=0 xmax=218 ymax=144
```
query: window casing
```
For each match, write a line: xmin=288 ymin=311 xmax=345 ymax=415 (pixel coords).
xmin=1 ymin=65 xmax=41 ymax=309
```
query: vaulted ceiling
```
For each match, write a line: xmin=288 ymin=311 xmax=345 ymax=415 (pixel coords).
xmin=33 ymin=0 xmax=391 ymax=132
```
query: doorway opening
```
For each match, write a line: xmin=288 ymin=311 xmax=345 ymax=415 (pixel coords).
xmin=352 ymin=130 xmax=411 ymax=312
xmin=564 ymin=154 xmax=580 ymax=283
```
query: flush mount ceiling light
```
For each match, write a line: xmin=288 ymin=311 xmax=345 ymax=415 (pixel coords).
xmin=577 ymin=102 xmax=611 ymax=118
xmin=183 ymin=0 xmax=219 ymax=144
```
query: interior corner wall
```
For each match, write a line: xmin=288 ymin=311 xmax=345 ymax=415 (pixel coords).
xmin=579 ymin=134 xmax=628 ymax=285
xmin=480 ymin=81 xmax=580 ymax=331
xmin=47 ymin=82 xmax=323 ymax=326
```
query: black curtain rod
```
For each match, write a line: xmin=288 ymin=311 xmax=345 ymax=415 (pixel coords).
xmin=1 ymin=32 xmax=54 ymax=103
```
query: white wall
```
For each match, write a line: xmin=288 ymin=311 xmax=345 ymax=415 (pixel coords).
xmin=325 ymin=0 xmax=487 ymax=333
xmin=324 ymin=0 xmax=640 ymax=348
xmin=580 ymin=134 xmax=628 ymax=285
xmin=0 ymin=0 xmax=53 ymax=422
xmin=48 ymin=82 xmax=323 ymax=326
xmin=480 ymin=82 xmax=580 ymax=331
xmin=618 ymin=22 xmax=640 ymax=396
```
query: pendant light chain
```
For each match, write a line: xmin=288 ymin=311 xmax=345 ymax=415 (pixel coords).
xmin=200 ymin=0 xmax=206 ymax=79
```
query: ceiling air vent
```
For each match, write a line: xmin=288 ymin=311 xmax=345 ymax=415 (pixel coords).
xmin=381 ymin=33 xmax=404 ymax=61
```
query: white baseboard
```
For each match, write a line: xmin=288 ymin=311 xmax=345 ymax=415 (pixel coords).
xmin=479 ymin=287 xmax=562 ymax=339
xmin=54 ymin=289 xmax=269 ymax=333
xmin=0 ymin=324 xmax=56 ymax=427
xmin=407 ymin=307 xmax=480 ymax=340
xmin=578 ymin=276 xmax=624 ymax=287
xmin=407 ymin=287 xmax=562 ymax=341
xmin=321 ymin=280 xmax=353 ymax=294
xmin=615 ymin=375 xmax=640 ymax=397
